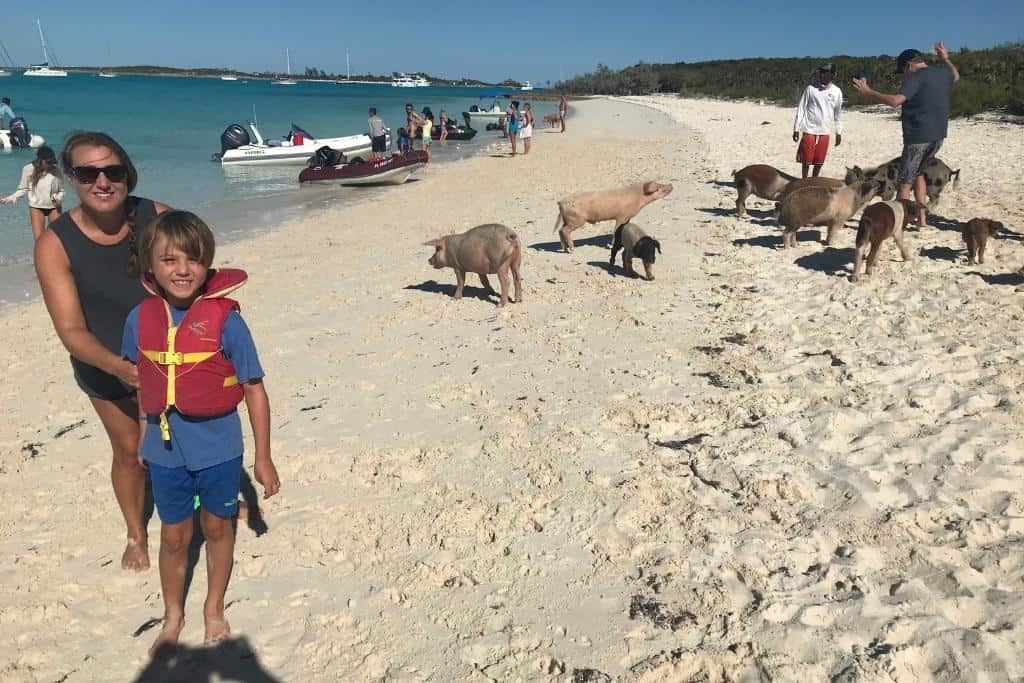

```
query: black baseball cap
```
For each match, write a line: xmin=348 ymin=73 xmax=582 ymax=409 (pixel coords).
xmin=895 ymin=49 xmax=922 ymax=74
xmin=818 ymin=63 xmax=835 ymax=73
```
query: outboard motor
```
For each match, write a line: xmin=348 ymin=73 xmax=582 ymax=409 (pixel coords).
xmin=220 ymin=123 xmax=250 ymax=154
xmin=462 ymin=112 xmax=474 ymax=130
xmin=314 ymin=145 xmax=336 ymax=167
xmin=8 ymin=117 xmax=30 ymax=148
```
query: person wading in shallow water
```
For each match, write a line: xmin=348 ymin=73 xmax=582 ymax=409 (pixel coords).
xmin=34 ymin=132 xmax=171 ymax=571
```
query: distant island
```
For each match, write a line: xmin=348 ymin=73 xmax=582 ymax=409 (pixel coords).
xmin=57 ymin=65 xmax=541 ymax=89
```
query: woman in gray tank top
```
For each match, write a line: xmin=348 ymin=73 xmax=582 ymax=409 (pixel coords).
xmin=35 ymin=132 xmax=170 ymax=572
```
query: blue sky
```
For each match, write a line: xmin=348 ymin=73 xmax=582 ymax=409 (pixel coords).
xmin=3 ymin=1 xmax=1020 ymax=83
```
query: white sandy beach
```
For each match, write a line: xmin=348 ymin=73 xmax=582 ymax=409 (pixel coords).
xmin=1 ymin=95 xmax=1023 ymax=681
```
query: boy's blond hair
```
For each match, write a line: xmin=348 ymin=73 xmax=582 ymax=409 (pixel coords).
xmin=139 ymin=210 xmax=217 ymax=272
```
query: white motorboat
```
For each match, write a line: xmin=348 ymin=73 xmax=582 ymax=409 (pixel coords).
xmin=273 ymin=49 xmax=296 ymax=85
xmin=214 ymin=122 xmax=382 ymax=166
xmin=221 ymin=74 xmax=238 ymax=81
xmin=392 ymin=73 xmax=430 ymax=87
xmin=98 ymin=72 xmax=117 ymax=78
xmin=520 ymin=81 xmax=534 ymax=91
xmin=464 ymin=93 xmax=509 ymax=130
xmin=24 ymin=21 xmax=67 ymax=77
xmin=0 ymin=127 xmax=44 ymax=150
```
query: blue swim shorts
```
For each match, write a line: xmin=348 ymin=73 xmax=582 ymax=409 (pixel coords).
xmin=148 ymin=457 xmax=243 ymax=525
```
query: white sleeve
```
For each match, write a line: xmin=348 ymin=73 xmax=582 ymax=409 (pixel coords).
xmin=834 ymin=88 xmax=843 ymax=134
xmin=794 ymin=87 xmax=808 ymax=134
xmin=5 ymin=164 xmax=32 ymax=203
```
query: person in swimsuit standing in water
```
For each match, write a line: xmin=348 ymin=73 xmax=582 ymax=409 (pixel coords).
xmin=34 ymin=132 xmax=171 ymax=570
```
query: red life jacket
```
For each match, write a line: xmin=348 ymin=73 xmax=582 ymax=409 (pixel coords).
xmin=136 ymin=268 xmax=248 ymax=441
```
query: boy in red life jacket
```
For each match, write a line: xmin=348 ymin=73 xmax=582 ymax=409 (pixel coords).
xmin=120 ymin=210 xmax=280 ymax=657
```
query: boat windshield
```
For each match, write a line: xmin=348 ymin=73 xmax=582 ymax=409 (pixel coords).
xmin=291 ymin=124 xmax=314 ymax=139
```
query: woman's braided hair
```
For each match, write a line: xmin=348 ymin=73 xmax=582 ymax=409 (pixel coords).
xmin=60 ymin=132 xmax=141 ymax=275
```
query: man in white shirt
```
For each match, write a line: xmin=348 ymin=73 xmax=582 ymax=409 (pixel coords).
xmin=793 ymin=64 xmax=843 ymax=178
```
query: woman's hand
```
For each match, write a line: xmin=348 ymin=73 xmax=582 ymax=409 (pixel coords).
xmin=112 ymin=358 xmax=140 ymax=388
xmin=0 ymin=198 xmax=9 ymax=205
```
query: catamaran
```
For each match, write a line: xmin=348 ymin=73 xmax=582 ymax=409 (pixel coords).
xmin=272 ymin=49 xmax=296 ymax=85
xmin=24 ymin=20 xmax=67 ymax=77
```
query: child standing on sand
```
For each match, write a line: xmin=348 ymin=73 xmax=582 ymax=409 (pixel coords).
xmin=420 ymin=115 xmax=432 ymax=164
xmin=121 ymin=210 xmax=280 ymax=656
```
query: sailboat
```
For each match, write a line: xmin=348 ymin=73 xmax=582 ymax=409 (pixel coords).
xmin=272 ymin=49 xmax=296 ymax=85
xmin=24 ymin=20 xmax=67 ymax=77
xmin=0 ymin=40 xmax=16 ymax=76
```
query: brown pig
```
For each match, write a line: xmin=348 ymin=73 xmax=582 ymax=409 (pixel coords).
xmin=424 ymin=223 xmax=523 ymax=306
xmin=731 ymin=164 xmax=796 ymax=216
xmin=775 ymin=179 xmax=882 ymax=248
xmin=851 ymin=199 xmax=923 ymax=282
xmin=963 ymin=218 xmax=1002 ymax=265
xmin=553 ymin=181 xmax=673 ymax=253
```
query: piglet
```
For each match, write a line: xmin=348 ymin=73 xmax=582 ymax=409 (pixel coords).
xmin=424 ymin=223 xmax=523 ymax=306
xmin=610 ymin=223 xmax=661 ymax=280
xmin=963 ymin=218 xmax=1002 ymax=265
xmin=553 ymin=181 xmax=673 ymax=253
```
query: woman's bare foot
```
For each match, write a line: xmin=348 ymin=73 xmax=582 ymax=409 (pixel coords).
xmin=122 ymin=537 xmax=150 ymax=571
xmin=204 ymin=616 xmax=231 ymax=645
xmin=149 ymin=614 xmax=184 ymax=658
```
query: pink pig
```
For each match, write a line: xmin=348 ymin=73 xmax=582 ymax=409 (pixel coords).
xmin=553 ymin=180 xmax=673 ymax=253
xmin=424 ymin=223 xmax=523 ymax=307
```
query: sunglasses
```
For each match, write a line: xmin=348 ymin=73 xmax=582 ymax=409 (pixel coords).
xmin=72 ymin=164 xmax=128 ymax=184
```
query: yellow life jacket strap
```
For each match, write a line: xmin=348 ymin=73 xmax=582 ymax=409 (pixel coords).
xmin=140 ymin=349 xmax=219 ymax=366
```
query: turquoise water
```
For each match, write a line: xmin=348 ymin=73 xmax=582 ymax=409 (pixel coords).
xmin=0 ymin=74 xmax=549 ymax=272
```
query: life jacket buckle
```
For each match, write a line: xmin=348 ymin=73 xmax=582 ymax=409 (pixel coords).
xmin=157 ymin=351 xmax=185 ymax=365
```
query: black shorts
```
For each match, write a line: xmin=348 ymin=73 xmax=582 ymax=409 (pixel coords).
xmin=72 ymin=356 xmax=135 ymax=401
xmin=371 ymin=135 xmax=387 ymax=153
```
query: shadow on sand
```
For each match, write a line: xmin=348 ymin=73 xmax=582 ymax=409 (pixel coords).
xmin=919 ymin=245 xmax=960 ymax=263
xmin=733 ymin=229 xmax=825 ymax=250
xmin=530 ymin=234 xmax=612 ymax=253
xmin=133 ymin=637 xmax=282 ymax=683
xmin=794 ymin=247 xmax=856 ymax=274
xmin=404 ymin=280 xmax=498 ymax=302
xmin=697 ymin=206 xmax=773 ymax=220
xmin=966 ymin=271 xmax=1024 ymax=287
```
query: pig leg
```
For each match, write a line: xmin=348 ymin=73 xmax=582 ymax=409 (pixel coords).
xmin=965 ymin=237 xmax=977 ymax=265
xmin=478 ymin=273 xmax=497 ymax=297
xmin=978 ymin=239 xmax=987 ymax=265
xmin=825 ymin=220 xmax=843 ymax=246
xmin=865 ymin=241 xmax=883 ymax=277
xmin=510 ymin=247 xmax=523 ymax=304
xmin=736 ymin=180 xmax=750 ymax=217
xmin=496 ymin=263 xmax=511 ymax=307
xmin=623 ymin=253 xmax=636 ymax=277
xmin=453 ymin=269 xmax=466 ymax=299
xmin=893 ymin=228 xmax=912 ymax=262
xmin=852 ymin=243 xmax=867 ymax=282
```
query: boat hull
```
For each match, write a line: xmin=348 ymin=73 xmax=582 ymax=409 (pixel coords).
xmin=0 ymin=131 xmax=45 ymax=149
xmin=414 ymin=127 xmax=476 ymax=141
xmin=219 ymin=134 xmax=376 ymax=166
xmin=298 ymin=151 xmax=427 ymax=186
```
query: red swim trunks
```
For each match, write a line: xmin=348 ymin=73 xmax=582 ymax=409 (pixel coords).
xmin=797 ymin=133 xmax=830 ymax=165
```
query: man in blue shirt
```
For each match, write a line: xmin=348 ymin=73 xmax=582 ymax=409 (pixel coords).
xmin=0 ymin=97 xmax=15 ymax=128
xmin=853 ymin=42 xmax=959 ymax=228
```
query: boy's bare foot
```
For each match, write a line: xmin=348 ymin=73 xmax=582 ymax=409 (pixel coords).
xmin=204 ymin=616 xmax=231 ymax=645
xmin=122 ymin=538 xmax=150 ymax=571
xmin=149 ymin=615 xmax=184 ymax=658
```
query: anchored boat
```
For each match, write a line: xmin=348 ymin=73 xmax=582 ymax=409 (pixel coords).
xmin=299 ymin=151 xmax=428 ymax=186
xmin=214 ymin=122 xmax=381 ymax=166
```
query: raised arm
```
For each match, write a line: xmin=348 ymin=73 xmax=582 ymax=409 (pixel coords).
xmin=935 ymin=41 xmax=960 ymax=83
xmin=34 ymin=229 xmax=139 ymax=387
xmin=851 ymin=78 xmax=907 ymax=108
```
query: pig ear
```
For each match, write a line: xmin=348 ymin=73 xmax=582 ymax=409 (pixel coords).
xmin=643 ymin=181 xmax=656 ymax=195
xmin=423 ymin=238 xmax=445 ymax=248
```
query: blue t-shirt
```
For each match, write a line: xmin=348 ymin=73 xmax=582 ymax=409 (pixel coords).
xmin=899 ymin=64 xmax=954 ymax=145
xmin=122 ymin=304 xmax=264 ymax=471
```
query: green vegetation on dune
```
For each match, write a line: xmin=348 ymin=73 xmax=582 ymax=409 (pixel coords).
xmin=557 ymin=44 xmax=1024 ymax=117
